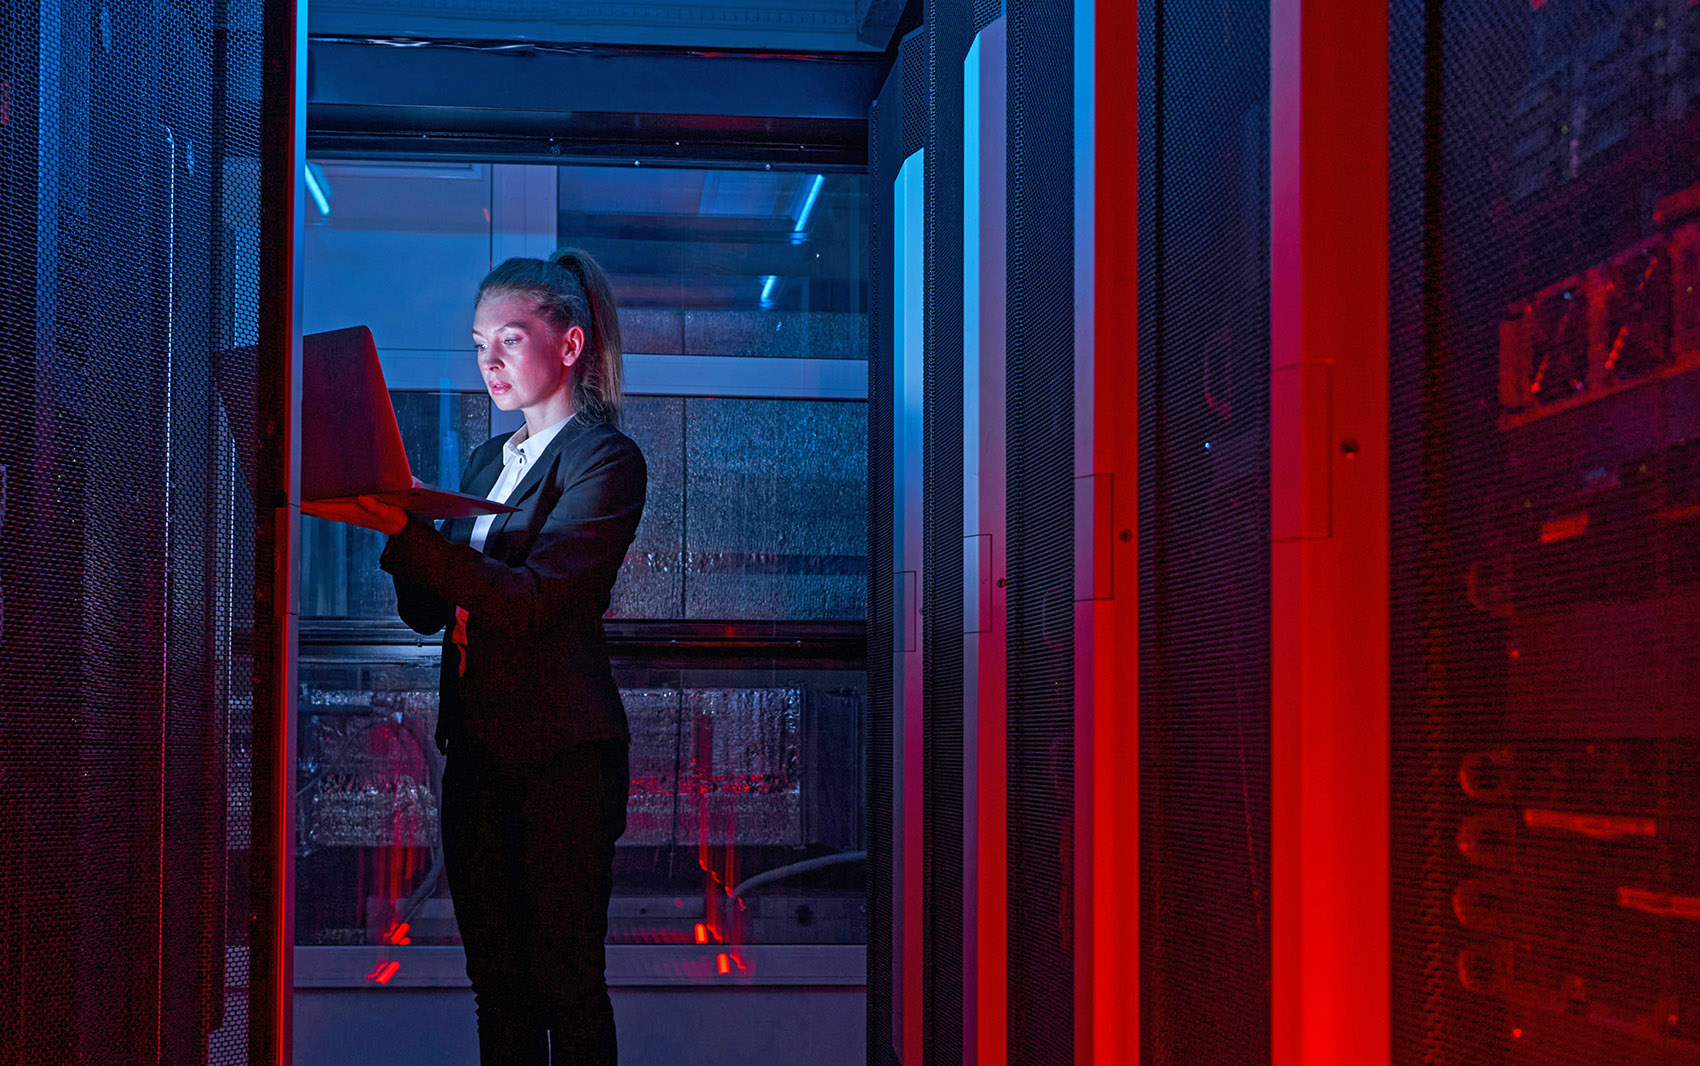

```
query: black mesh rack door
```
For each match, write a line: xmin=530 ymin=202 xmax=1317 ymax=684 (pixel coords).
xmin=1136 ymin=0 xmax=1274 ymax=1063
xmin=0 ymin=0 xmax=288 ymax=1062
xmin=1007 ymin=1 xmax=1077 ymax=1063
xmin=1390 ymin=0 xmax=1700 ymax=1064
xmin=922 ymin=2 xmax=971 ymax=1065
xmin=869 ymin=35 xmax=908 ymax=1066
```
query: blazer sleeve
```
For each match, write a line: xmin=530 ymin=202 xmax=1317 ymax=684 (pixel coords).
xmin=385 ymin=436 xmax=504 ymax=637
xmin=390 ymin=516 xmax=452 ymax=636
xmin=378 ymin=434 xmax=646 ymax=638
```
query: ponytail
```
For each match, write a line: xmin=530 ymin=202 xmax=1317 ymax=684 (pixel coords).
xmin=546 ymin=248 xmax=624 ymax=426
xmin=474 ymin=247 xmax=626 ymax=426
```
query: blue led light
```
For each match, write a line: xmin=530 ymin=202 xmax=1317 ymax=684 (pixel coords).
xmin=760 ymin=275 xmax=778 ymax=304
xmin=304 ymin=163 xmax=331 ymax=216
xmin=793 ymin=175 xmax=825 ymax=233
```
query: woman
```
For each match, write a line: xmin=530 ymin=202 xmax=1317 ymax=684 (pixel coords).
xmin=316 ymin=248 xmax=646 ymax=1064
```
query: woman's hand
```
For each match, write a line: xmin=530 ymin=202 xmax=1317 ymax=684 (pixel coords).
xmin=302 ymin=495 xmax=409 ymax=536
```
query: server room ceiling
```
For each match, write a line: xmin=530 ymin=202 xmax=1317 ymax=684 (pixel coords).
xmin=305 ymin=0 xmax=913 ymax=166
xmin=308 ymin=0 xmax=909 ymax=53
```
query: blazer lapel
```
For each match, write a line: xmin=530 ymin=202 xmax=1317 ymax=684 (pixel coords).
xmin=441 ymin=443 xmax=506 ymax=545
xmin=487 ymin=420 xmax=588 ymax=549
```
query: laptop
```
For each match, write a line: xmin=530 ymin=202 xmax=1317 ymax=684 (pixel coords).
xmin=302 ymin=325 xmax=518 ymax=520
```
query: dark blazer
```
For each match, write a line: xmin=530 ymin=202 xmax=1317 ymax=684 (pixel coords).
xmin=379 ymin=418 xmax=647 ymax=763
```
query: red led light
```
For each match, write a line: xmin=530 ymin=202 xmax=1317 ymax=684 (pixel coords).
xmin=1538 ymin=512 xmax=1589 ymax=544
xmin=695 ymin=923 xmax=709 ymax=944
xmin=1618 ymin=886 xmax=1700 ymax=920
xmin=1511 ymin=1028 xmax=1523 ymax=1039
xmin=1523 ymin=807 xmax=1657 ymax=839
xmin=716 ymin=953 xmax=731 ymax=975
xmin=366 ymin=961 xmax=401 ymax=986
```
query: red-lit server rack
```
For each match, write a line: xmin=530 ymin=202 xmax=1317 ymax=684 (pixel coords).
xmin=1389 ymin=1 xmax=1700 ymax=1064
xmin=0 ymin=0 xmax=300 ymax=1062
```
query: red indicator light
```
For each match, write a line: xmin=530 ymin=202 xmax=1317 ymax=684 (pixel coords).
xmin=695 ymin=923 xmax=709 ymax=944
xmin=366 ymin=961 xmax=401 ymax=986
xmin=1538 ymin=512 xmax=1589 ymax=544
xmin=717 ymin=953 xmax=731 ymax=975
xmin=1523 ymin=808 xmax=1657 ymax=839
xmin=383 ymin=922 xmax=411 ymax=945
xmin=1511 ymin=1028 xmax=1523 ymax=1039
xmin=1656 ymin=503 xmax=1700 ymax=524
xmin=1618 ymin=886 xmax=1700 ymax=920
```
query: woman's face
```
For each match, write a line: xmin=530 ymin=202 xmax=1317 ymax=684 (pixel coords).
xmin=471 ymin=292 xmax=583 ymax=415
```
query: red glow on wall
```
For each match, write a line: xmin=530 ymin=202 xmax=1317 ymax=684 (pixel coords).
xmin=366 ymin=961 xmax=401 ymax=986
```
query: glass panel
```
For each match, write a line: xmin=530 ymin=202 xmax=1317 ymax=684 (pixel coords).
xmin=607 ymin=664 xmax=867 ymax=947
xmin=297 ymin=157 xmax=871 ymax=970
xmin=303 ymin=161 xmax=492 ymax=350
xmin=295 ymin=656 xmax=866 ymax=948
xmin=299 ymin=390 xmax=492 ymax=619
xmin=558 ymin=166 xmax=867 ymax=359
xmin=611 ymin=396 xmax=685 ymax=619
xmin=684 ymin=398 xmax=869 ymax=620
xmin=296 ymin=655 xmax=448 ymax=946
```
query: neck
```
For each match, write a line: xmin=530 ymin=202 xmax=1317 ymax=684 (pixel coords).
xmin=521 ymin=390 xmax=575 ymax=439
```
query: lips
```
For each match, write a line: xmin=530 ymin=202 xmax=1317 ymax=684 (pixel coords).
xmin=487 ymin=380 xmax=512 ymax=395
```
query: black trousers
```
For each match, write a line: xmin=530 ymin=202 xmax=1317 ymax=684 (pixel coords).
xmin=441 ymin=738 xmax=630 ymax=1065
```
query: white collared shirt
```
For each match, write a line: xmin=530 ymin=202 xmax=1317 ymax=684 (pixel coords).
xmin=468 ymin=413 xmax=573 ymax=554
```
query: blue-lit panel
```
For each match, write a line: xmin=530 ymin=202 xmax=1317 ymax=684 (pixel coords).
xmin=613 ymin=397 xmax=686 ymax=619
xmin=681 ymin=310 xmax=868 ymax=359
xmin=683 ymin=398 xmax=868 ymax=620
xmin=303 ymin=162 xmax=492 ymax=350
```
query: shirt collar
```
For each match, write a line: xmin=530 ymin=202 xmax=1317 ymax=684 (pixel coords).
xmin=502 ymin=413 xmax=574 ymax=468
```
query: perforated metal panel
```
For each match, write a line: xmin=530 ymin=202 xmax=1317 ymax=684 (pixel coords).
xmin=923 ymin=2 xmax=970 ymax=1063
xmin=1390 ymin=1 xmax=1700 ymax=1063
xmin=0 ymin=0 xmax=275 ymax=1061
xmin=1006 ymin=1 xmax=1076 ymax=1063
xmin=868 ymin=49 xmax=905 ymax=1066
xmin=902 ymin=32 xmax=929 ymax=161
xmin=1136 ymin=0 xmax=1273 ymax=1062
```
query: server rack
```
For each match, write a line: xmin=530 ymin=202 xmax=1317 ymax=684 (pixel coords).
xmin=0 ymin=0 xmax=299 ymax=1060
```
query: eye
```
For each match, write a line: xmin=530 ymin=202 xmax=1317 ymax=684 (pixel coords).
xmin=504 ymin=336 xmax=521 ymax=347
xmin=472 ymin=343 xmax=485 ymax=355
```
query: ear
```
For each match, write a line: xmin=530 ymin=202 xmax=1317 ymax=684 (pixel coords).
xmin=560 ymin=325 xmax=586 ymax=368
